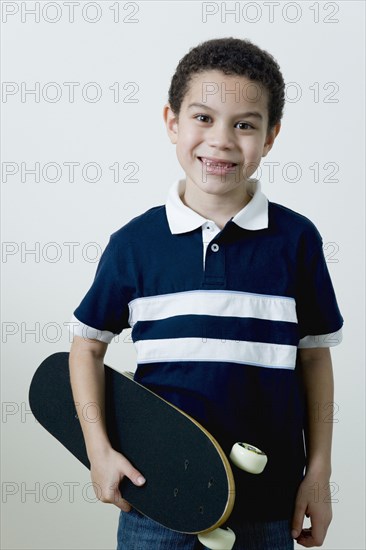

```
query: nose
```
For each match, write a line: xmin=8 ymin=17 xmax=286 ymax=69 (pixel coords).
xmin=206 ymin=122 xmax=235 ymax=150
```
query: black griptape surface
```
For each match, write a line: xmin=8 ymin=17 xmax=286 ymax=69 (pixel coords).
xmin=29 ymin=352 xmax=233 ymax=533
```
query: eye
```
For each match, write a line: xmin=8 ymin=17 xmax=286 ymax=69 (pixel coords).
xmin=194 ymin=114 xmax=211 ymax=123
xmin=235 ymin=122 xmax=254 ymax=130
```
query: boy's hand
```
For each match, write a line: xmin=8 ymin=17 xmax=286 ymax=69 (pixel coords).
xmin=89 ymin=447 xmax=146 ymax=512
xmin=291 ymin=470 xmax=333 ymax=547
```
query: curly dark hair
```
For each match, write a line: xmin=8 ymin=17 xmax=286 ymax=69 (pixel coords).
xmin=167 ymin=37 xmax=285 ymax=132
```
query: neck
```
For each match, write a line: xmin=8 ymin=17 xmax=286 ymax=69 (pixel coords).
xmin=182 ymin=179 xmax=252 ymax=229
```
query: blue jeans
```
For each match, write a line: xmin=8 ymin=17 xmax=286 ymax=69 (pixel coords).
xmin=116 ymin=508 xmax=294 ymax=550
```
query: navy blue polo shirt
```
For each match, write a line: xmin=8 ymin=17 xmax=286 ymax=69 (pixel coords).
xmin=71 ymin=178 xmax=343 ymax=522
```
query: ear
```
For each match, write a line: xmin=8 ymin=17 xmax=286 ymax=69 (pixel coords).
xmin=262 ymin=122 xmax=281 ymax=157
xmin=163 ymin=103 xmax=179 ymax=144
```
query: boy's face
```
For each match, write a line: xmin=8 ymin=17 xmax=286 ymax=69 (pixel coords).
xmin=164 ymin=70 xmax=280 ymax=197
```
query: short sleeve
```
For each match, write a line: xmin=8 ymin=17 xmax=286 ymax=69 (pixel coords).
xmin=296 ymin=228 xmax=344 ymax=348
xmin=69 ymin=235 xmax=131 ymax=343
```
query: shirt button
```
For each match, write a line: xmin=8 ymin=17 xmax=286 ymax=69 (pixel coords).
xmin=211 ymin=243 xmax=219 ymax=252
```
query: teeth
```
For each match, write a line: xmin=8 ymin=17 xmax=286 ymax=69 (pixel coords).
xmin=201 ymin=158 xmax=235 ymax=167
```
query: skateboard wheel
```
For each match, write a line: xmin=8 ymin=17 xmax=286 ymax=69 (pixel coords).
xmin=197 ymin=527 xmax=236 ymax=550
xmin=230 ymin=442 xmax=267 ymax=474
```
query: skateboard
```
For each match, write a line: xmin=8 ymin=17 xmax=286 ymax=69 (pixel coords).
xmin=29 ymin=352 xmax=267 ymax=549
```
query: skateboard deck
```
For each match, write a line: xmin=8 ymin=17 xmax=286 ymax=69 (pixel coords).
xmin=29 ymin=352 xmax=235 ymax=534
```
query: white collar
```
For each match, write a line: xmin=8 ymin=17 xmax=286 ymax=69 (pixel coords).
xmin=165 ymin=178 xmax=269 ymax=234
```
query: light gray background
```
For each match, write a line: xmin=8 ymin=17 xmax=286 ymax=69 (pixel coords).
xmin=1 ymin=1 xmax=365 ymax=549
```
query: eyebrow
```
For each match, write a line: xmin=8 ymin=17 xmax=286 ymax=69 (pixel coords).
xmin=187 ymin=102 xmax=263 ymax=120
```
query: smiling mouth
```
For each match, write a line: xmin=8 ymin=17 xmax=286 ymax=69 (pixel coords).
xmin=198 ymin=157 xmax=238 ymax=168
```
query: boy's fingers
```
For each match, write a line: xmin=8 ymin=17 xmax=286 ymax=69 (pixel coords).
xmin=291 ymin=504 xmax=305 ymax=539
xmin=310 ymin=521 xmax=326 ymax=547
xmin=132 ymin=472 xmax=146 ymax=485
xmin=122 ymin=460 xmax=146 ymax=486
xmin=114 ymin=492 xmax=132 ymax=512
xmin=296 ymin=528 xmax=314 ymax=548
xmin=105 ymin=481 xmax=132 ymax=511
xmin=114 ymin=459 xmax=146 ymax=510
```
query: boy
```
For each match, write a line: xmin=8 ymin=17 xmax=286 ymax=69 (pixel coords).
xmin=69 ymin=37 xmax=343 ymax=549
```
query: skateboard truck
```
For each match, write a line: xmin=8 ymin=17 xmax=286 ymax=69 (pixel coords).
xmin=198 ymin=442 xmax=267 ymax=550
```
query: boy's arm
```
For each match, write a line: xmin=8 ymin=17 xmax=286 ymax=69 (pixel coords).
xmin=69 ymin=335 xmax=145 ymax=511
xmin=69 ymin=335 xmax=111 ymax=458
xmin=291 ymin=347 xmax=335 ymax=547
